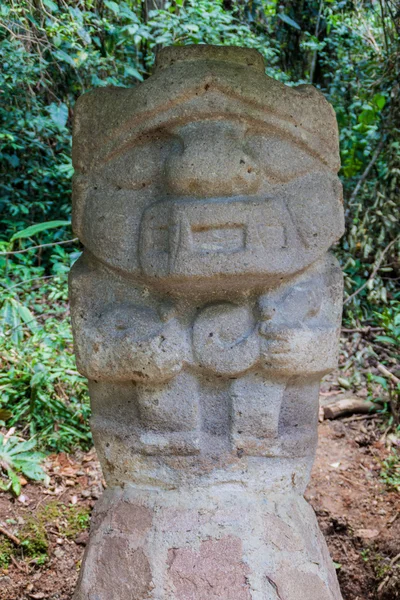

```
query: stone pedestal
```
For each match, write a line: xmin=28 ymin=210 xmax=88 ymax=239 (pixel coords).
xmin=70 ymin=45 xmax=345 ymax=599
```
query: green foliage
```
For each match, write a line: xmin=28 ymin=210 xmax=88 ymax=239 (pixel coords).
xmin=374 ymin=303 xmax=400 ymax=349
xmin=0 ymin=245 xmax=91 ymax=453
xmin=0 ymin=538 xmax=14 ymax=569
xmin=0 ymin=35 xmax=73 ymax=238
xmin=0 ymin=501 xmax=91 ymax=569
xmin=20 ymin=515 xmax=49 ymax=562
xmin=319 ymin=2 xmax=399 ymax=314
xmin=145 ymin=0 xmax=279 ymax=71
xmin=0 ymin=295 xmax=39 ymax=345
xmin=371 ymin=302 xmax=400 ymax=426
xmin=10 ymin=220 xmax=71 ymax=243
xmin=1 ymin=319 xmax=91 ymax=451
xmin=63 ymin=504 xmax=90 ymax=538
xmin=381 ymin=450 xmax=400 ymax=492
xmin=0 ymin=433 xmax=48 ymax=496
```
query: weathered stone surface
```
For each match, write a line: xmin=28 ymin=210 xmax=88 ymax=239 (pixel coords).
xmin=70 ymin=44 xmax=344 ymax=599
xmin=167 ymin=536 xmax=251 ymax=600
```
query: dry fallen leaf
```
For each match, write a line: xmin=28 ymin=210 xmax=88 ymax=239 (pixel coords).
xmin=356 ymin=528 xmax=379 ymax=540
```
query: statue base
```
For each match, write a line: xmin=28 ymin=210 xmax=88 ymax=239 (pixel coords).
xmin=74 ymin=484 xmax=342 ymax=600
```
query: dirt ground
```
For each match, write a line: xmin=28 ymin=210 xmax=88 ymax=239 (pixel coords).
xmin=0 ymin=414 xmax=399 ymax=600
xmin=308 ymin=417 xmax=400 ymax=600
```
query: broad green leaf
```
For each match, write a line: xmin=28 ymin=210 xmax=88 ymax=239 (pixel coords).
xmin=1 ymin=301 xmax=21 ymax=344
xmin=358 ymin=109 xmax=376 ymax=125
xmin=5 ymin=154 xmax=19 ymax=168
xmin=10 ymin=220 xmax=71 ymax=242
xmin=7 ymin=436 xmax=37 ymax=454
xmin=373 ymin=94 xmax=386 ymax=111
xmin=375 ymin=335 xmax=397 ymax=345
xmin=124 ymin=66 xmax=144 ymax=81
xmin=15 ymin=451 xmax=46 ymax=462
xmin=0 ymin=435 xmax=47 ymax=494
xmin=0 ymin=480 xmax=11 ymax=492
xmin=30 ymin=370 xmax=46 ymax=388
xmin=278 ymin=13 xmax=301 ymax=30
xmin=58 ymin=424 xmax=91 ymax=440
xmin=104 ymin=0 xmax=120 ymax=14
xmin=43 ymin=0 xmax=58 ymax=12
xmin=1 ymin=300 xmax=16 ymax=328
xmin=77 ymin=27 xmax=91 ymax=45
xmin=7 ymin=468 xmax=21 ymax=497
xmin=53 ymin=49 xmax=76 ymax=67
xmin=15 ymin=303 xmax=39 ymax=333
xmin=370 ymin=375 xmax=389 ymax=388
xmin=15 ymin=460 xmax=48 ymax=482
xmin=47 ymin=103 xmax=69 ymax=129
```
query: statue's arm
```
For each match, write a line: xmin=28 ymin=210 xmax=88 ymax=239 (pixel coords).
xmin=69 ymin=254 xmax=186 ymax=382
xmin=259 ymin=254 xmax=343 ymax=377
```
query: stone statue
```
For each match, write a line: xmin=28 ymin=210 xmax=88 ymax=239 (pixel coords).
xmin=70 ymin=45 xmax=345 ymax=600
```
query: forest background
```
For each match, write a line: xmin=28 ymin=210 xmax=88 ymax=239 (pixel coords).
xmin=0 ymin=0 xmax=399 ymax=493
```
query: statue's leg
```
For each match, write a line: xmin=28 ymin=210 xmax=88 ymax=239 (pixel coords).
xmin=135 ymin=371 xmax=201 ymax=455
xmin=230 ymin=372 xmax=285 ymax=456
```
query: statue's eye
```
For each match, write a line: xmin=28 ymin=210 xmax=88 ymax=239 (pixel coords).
xmin=98 ymin=134 xmax=181 ymax=190
xmin=245 ymin=135 xmax=324 ymax=184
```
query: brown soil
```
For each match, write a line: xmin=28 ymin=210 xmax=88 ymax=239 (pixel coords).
xmin=307 ymin=417 xmax=400 ymax=600
xmin=0 ymin=419 xmax=399 ymax=600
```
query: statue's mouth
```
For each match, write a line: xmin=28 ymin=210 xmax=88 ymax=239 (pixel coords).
xmin=139 ymin=195 xmax=299 ymax=283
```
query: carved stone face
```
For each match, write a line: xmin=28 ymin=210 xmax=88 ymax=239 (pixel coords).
xmin=72 ymin=46 xmax=344 ymax=293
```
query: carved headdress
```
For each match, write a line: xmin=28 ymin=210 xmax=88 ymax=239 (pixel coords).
xmin=73 ymin=45 xmax=340 ymax=174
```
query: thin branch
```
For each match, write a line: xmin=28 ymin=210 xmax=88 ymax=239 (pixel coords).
xmin=0 ymin=524 xmax=20 ymax=546
xmin=341 ymin=326 xmax=383 ymax=333
xmin=0 ymin=239 xmax=79 ymax=256
xmin=1 ymin=275 xmax=57 ymax=292
xmin=343 ymin=235 xmax=400 ymax=305
xmin=348 ymin=137 xmax=386 ymax=207
xmin=378 ymin=0 xmax=389 ymax=53
xmin=377 ymin=363 xmax=400 ymax=385
xmin=310 ymin=0 xmax=323 ymax=84
xmin=378 ymin=551 xmax=400 ymax=592
xmin=5 ymin=317 xmax=38 ymax=335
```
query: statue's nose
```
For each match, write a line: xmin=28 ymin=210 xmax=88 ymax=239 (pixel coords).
xmin=165 ymin=122 xmax=261 ymax=198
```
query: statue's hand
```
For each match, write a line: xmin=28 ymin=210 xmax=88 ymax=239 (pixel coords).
xmin=76 ymin=303 xmax=189 ymax=383
xmin=259 ymin=324 xmax=339 ymax=377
